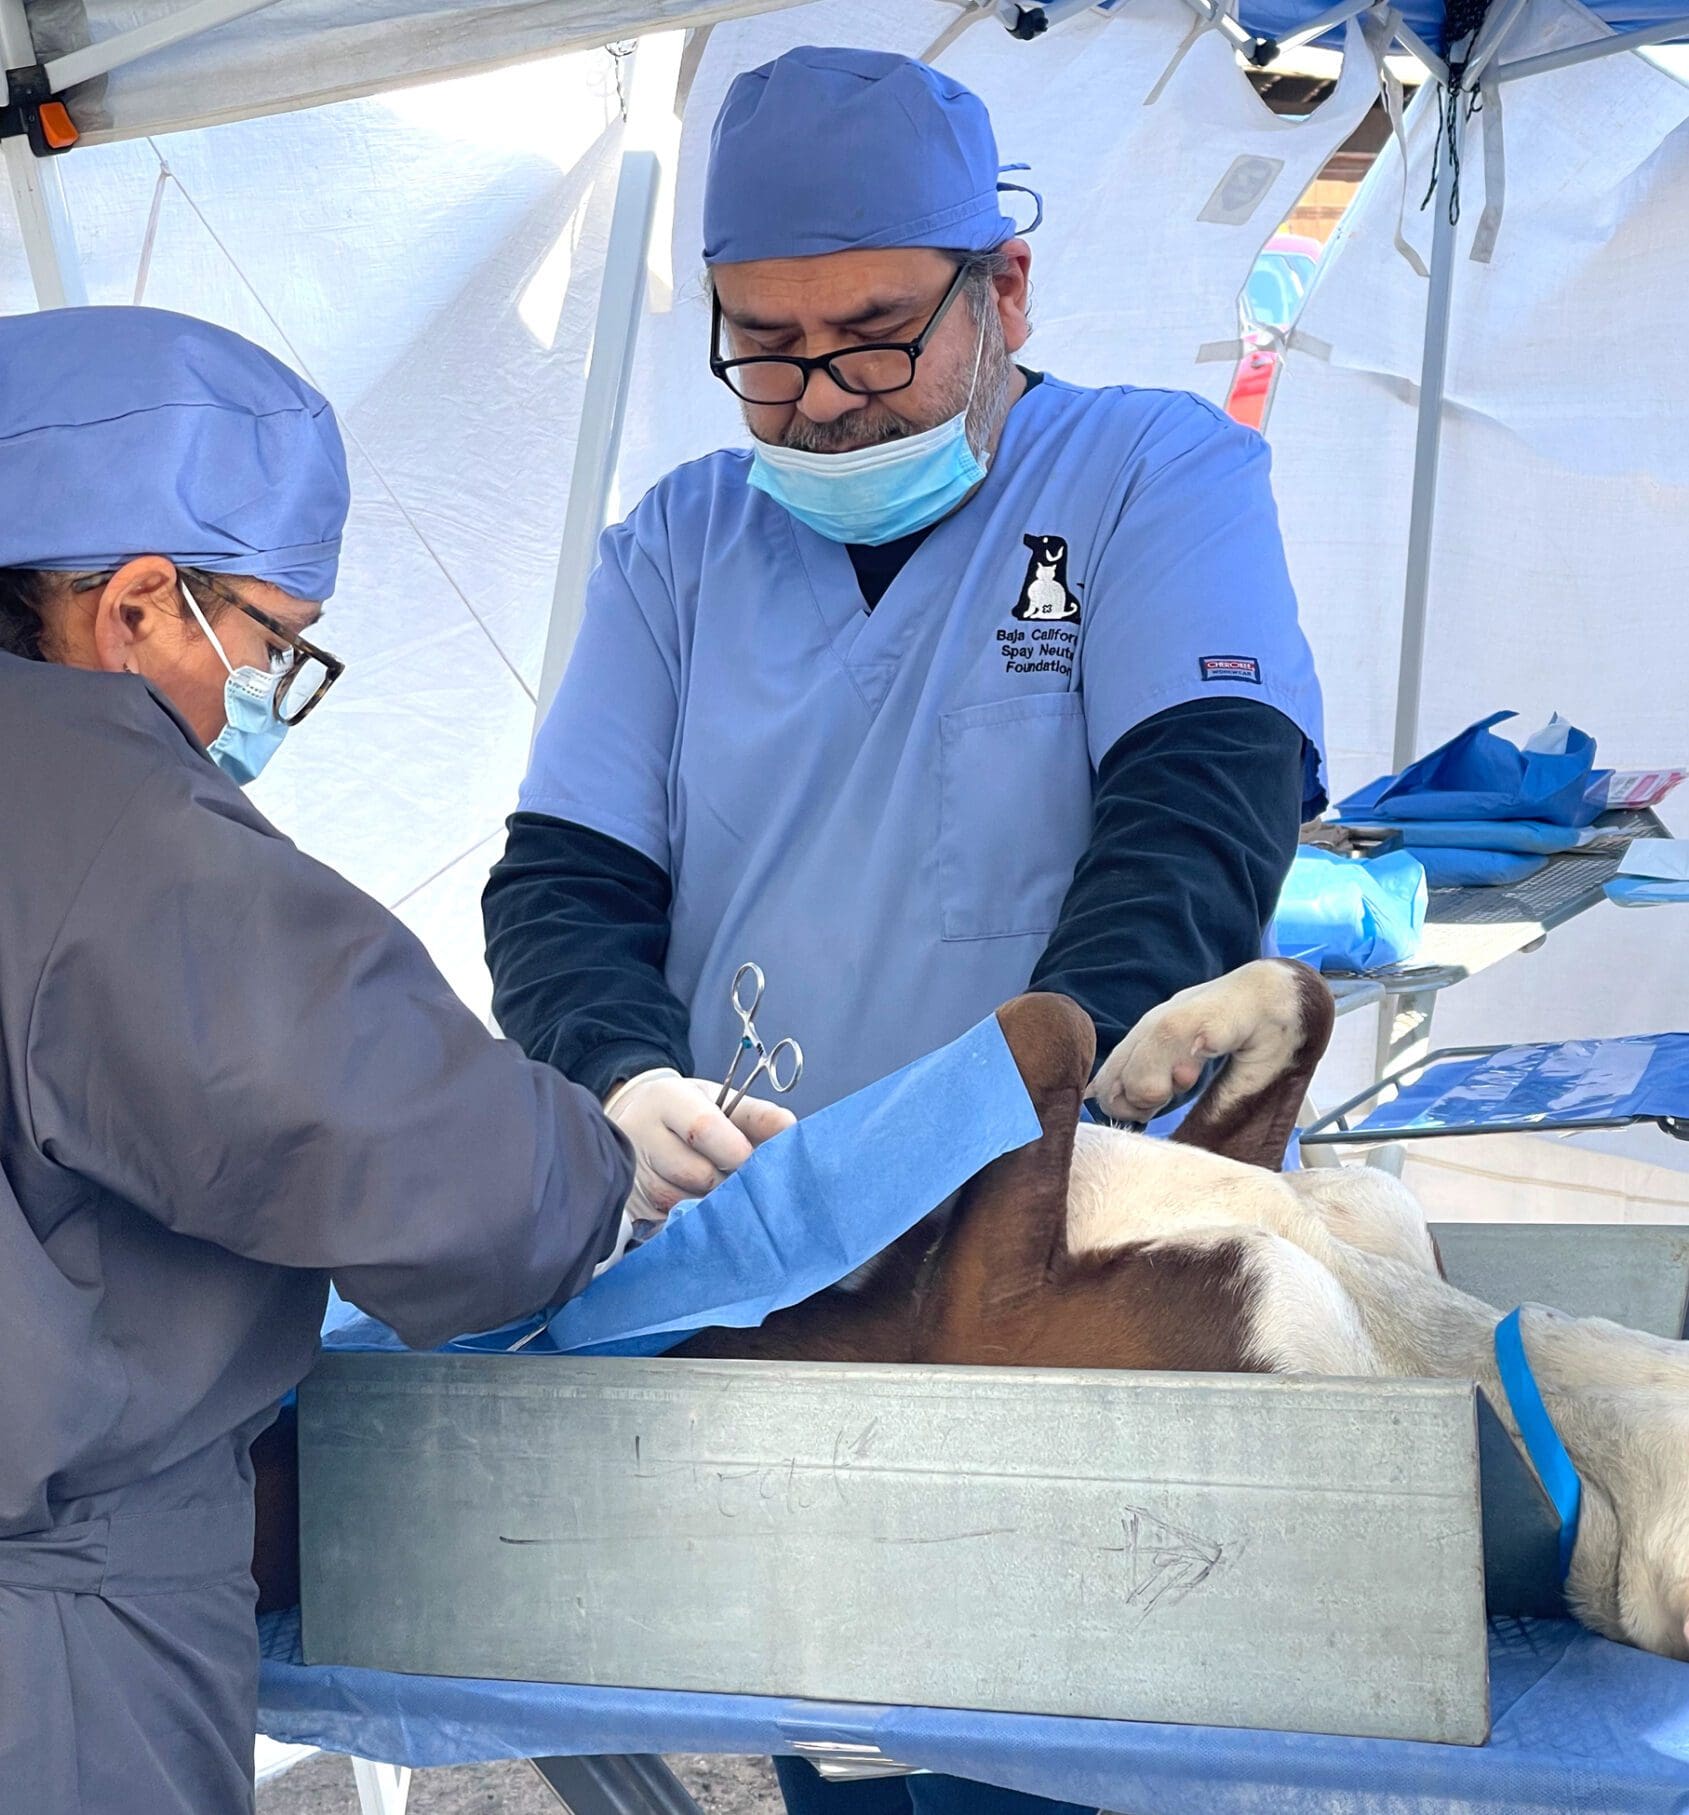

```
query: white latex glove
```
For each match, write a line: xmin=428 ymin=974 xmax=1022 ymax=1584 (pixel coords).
xmin=603 ymin=1068 xmax=796 ymax=1224
xmin=591 ymin=1207 xmax=641 ymax=1281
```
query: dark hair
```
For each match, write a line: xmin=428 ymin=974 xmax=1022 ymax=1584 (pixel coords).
xmin=0 ymin=569 xmax=55 ymax=661
xmin=0 ymin=565 xmax=239 ymax=664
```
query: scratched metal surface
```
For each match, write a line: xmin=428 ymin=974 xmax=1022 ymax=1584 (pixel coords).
xmin=299 ymin=1357 xmax=1491 ymax=1745
xmin=1434 ymin=1222 xmax=1689 ymax=1339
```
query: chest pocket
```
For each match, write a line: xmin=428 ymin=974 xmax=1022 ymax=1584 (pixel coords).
xmin=937 ymin=694 xmax=1093 ymax=941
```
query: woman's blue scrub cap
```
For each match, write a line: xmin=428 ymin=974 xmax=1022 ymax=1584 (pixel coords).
xmin=0 ymin=306 xmax=349 ymax=601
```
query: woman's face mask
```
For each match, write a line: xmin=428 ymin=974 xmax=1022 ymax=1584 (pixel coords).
xmin=178 ymin=582 xmax=291 ymax=784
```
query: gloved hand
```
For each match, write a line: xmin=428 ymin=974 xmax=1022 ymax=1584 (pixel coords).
xmin=603 ymin=1068 xmax=796 ymax=1225
xmin=591 ymin=1207 xmax=641 ymax=1281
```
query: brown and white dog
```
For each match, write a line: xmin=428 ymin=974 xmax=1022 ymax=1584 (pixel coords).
xmin=677 ymin=962 xmax=1689 ymax=1664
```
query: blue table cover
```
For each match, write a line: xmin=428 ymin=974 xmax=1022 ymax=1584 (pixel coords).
xmin=258 ymin=1611 xmax=1689 ymax=1812
xmin=1357 ymin=1035 xmax=1689 ymax=1135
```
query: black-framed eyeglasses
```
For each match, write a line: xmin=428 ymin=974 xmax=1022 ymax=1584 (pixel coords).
xmin=710 ymin=263 xmax=969 ymax=406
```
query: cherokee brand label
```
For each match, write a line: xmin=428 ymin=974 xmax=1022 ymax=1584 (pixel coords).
xmin=1200 ymin=655 xmax=1262 ymax=685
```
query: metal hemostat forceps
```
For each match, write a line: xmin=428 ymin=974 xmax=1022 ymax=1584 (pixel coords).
xmin=718 ymin=961 xmax=804 ymax=1118
xmin=505 ymin=962 xmax=807 ymax=1332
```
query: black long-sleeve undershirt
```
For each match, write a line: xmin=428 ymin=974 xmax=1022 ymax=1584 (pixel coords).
xmin=1027 ymin=696 xmax=1304 ymax=1058
xmin=483 ymin=696 xmax=1306 ymax=1099
xmin=483 ymin=814 xmax=693 ymax=1099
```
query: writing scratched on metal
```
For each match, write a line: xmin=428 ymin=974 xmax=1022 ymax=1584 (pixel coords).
xmin=867 ymin=1505 xmax=1228 ymax=1623
xmin=495 ymin=1424 xmax=881 ymax=1543
xmin=625 ymin=1422 xmax=882 ymax=1520
xmin=501 ymin=1420 xmax=1231 ymax=1620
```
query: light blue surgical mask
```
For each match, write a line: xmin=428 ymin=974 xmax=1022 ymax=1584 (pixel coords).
xmin=180 ymin=581 xmax=290 ymax=785
xmin=748 ymin=318 xmax=991 ymax=546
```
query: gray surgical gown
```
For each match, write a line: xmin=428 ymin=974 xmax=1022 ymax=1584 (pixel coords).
xmin=0 ymin=651 xmax=633 ymax=1812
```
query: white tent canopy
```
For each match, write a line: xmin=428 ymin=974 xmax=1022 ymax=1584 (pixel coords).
xmin=4 ymin=0 xmax=1686 ymax=1174
xmin=16 ymin=0 xmax=783 ymax=139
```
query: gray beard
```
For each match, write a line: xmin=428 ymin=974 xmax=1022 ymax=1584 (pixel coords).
xmin=762 ymin=317 xmax=1016 ymax=458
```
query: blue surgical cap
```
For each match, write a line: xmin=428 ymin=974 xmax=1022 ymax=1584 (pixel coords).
xmin=703 ymin=46 xmax=1039 ymax=266
xmin=0 ymin=306 xmax=350 ymax=601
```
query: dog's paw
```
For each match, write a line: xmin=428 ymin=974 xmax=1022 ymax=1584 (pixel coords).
xmin=1090 ymin=961 xmax=1315 ymax=1123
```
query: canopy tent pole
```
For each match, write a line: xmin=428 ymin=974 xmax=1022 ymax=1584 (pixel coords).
xmin=1390 ymin=97 xmax=1465 ymax=771
xmin=1460 ymin=0 xmax=1534 ymax=81
xmin=1182 ymin=0 xmax=1262 ymax=54
xmin=44 ymin=0 xmax=287 ymax=94
xmin=1 ymin=0 xmax=86 ymax=307
xmin=1492 ymin=12 xmax=1689 ymax=79
xmin=1392 ymin=21 xmax=1451 ymax=80
xmin=534 ymin=30 xmax=685 ymax=725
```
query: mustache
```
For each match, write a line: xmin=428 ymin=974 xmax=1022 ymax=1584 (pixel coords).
xmin=777 ymin=411 xmax=913 ymax=454
xmin=749 ymin=316 xmax=1014 ymax=457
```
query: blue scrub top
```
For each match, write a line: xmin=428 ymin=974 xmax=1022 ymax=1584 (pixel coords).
xmin=524 ymin=379 xmax=1325 ymax=1117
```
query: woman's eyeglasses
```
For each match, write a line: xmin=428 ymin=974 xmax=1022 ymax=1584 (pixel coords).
xmin=71 ymin=573 xmax=345 ymax=726
xmin=233 ymin=601 xmax=344 ymax=726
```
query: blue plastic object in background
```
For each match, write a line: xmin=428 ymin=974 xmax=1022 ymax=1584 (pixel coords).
xmin=1606 ymin=840 xmax=1689 ymax=908
xmin=1269 ymin=847 xmax=1427 ymax=973
xmin=1351 ymin=1033 xmax=1689 ymax=1135
xmin=1412 ymin=847 xmax=1549 ymax=888
xmin=1607 ymin=877 xmax=1689 ymax=907
xmin=1339 ymin=711 xmax=1609 ymax=829
xmin=1355 ymin=819 xmax=1590 ymax=855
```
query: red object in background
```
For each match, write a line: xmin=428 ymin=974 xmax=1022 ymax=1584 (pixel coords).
xmin=1228 ymin=341 xmax=1275 ymax=429
xmin=1225 ymin=233 xmax=1322 ymax=431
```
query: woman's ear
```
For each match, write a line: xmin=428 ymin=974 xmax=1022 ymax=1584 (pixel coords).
xmin=88 ymin=557 xmax=182 ymax=674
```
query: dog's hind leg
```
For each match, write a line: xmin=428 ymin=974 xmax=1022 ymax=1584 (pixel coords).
xmin=675 ymin=995 xmax=1095 ymax=1366
xmin=917 ymin=993 xmax=1097 ymax=1364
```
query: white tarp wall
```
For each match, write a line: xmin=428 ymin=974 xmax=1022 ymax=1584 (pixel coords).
xmin=1269 ymin=0 xmax=1689 ymax=1172
xmin=1401 ymin=1130 xmax=1689 ymax=1223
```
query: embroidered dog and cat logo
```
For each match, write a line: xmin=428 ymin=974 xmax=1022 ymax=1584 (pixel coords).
xmin=1012 ymin=533 xmax=1081 ymax=623
xmin=999 ymin=533 xmax=1082 ymax=676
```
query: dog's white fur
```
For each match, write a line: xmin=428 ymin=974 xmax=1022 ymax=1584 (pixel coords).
xmin=1070 ymin=961 xmax=1689 ymax=1663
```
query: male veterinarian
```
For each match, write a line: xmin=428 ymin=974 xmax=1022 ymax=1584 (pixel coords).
xmin=487 ymin=49 xmax=1325 ymax=1812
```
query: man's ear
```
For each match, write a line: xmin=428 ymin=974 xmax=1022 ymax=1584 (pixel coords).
xmin=994 ymin=239 xmax=1034 ymax=357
